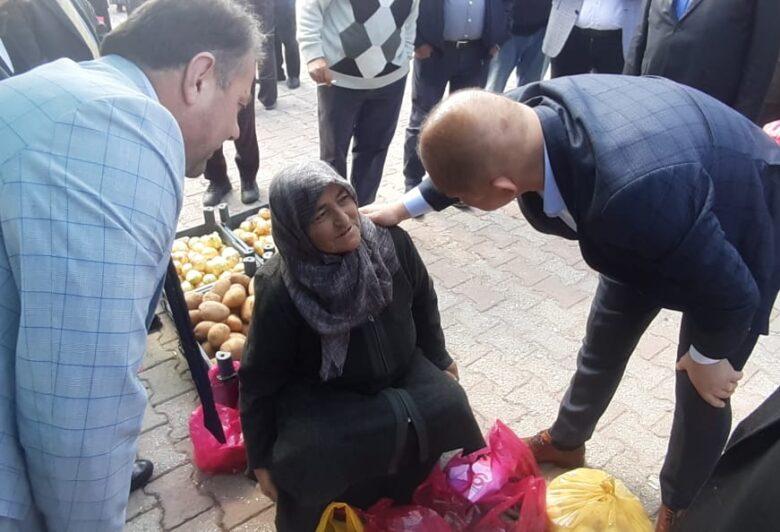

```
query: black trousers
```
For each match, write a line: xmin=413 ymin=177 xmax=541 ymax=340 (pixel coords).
xmin=317 ymin=76 xmax=406 ymax=206
xmin=403 ymin=42 xmax=490 ymax=190
xmin=204 ymin=81 xmax=259 ymax=187
xmin=274 ymin=0 xmax=300 ymax=80
xmin=550 ymin=27 xmax=624 ymax=78
xmin=256 ymin=1 xmax=278 ymax=108
xmin=549 ymin=275 xmax=760 ymax=510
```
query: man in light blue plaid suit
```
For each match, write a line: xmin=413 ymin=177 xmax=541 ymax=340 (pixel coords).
xmin=0 ymin=0 xmax=259 ymax=530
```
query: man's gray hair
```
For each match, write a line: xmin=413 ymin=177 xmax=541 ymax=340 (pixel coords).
xmin=101 ymin=0 xmax=262 ymax=87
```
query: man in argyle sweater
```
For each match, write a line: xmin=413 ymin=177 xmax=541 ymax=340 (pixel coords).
xmin=298 ymin=0 xmax=419 ymax=205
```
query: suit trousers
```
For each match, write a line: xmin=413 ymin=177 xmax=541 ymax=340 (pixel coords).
xmin=403 ymin=42 xmax=490 ymax=190
xmin=317 ymin=76 xmax=406 ymax=206
xmin=549 ymin=275 xmax=759 ymax=510
xmin=204 ymin=81 xmax=259 ymax=187
xmin=550 ymin=26 xmax=624 ymax=78
xmin=274 ymin=0 xmax=300 ymax=80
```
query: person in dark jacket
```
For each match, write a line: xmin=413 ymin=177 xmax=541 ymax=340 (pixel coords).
xmin=274 ymin=0 xmax=299 ymax=89
xmin=673 ymin=386 xmax=780 ymax=531
xmin=361 ymin=75 xmax=780 ymax=532
xmin=486 ymin=0 xmax=551 ymax=93
xmin=402 ymin=0 xmax=509 ymax=192
xmin=239 ymin=160 xmax=484 ymax=532
xmin=624 ymin=0 xmax=780 ymax=124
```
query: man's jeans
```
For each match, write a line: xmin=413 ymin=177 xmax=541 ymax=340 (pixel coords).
xmin=485 ymin=27 xmax=547 ymax=93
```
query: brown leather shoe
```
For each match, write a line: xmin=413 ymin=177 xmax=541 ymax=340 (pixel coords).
xmin=655 ymin=504 xmax=685 ymax=532
xmin=523 ymin=429 xmax=585 ymax=469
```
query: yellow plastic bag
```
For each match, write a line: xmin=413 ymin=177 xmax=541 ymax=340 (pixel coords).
xmin=546 ymin=468 xmax=653 ymax=532
xmin=315 ymin=502 xmax=364 ymax=532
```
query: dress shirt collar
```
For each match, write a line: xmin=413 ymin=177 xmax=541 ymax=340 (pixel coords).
xmin=538 ymin=140 xmax=577 ymax=231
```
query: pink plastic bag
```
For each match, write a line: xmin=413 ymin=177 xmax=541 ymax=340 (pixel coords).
xmin=189 ymin=403 xmax=246 ymax=474
xmin=363 ymin=498 xmax=452 ymax=532
xmin=764 ymin=120 xmax=780 ymax=145
xmin=445 ymin=420 xmax=540 ymax=503
xmin=414 ymin=421 xmax=547 ymax=532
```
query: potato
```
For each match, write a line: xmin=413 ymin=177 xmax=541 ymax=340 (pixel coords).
xmin=199 ymin=301 xmax=231 ymax=323
xmin=202 ymin=341 xmax=216 ymax=358
xmin=212 ymin=278 xmax=231 ymax=297
xmin=194 ymin=320 xmax=216 ymax=342
xmin=253 ymin=241 xmax=264 ymax=255
xmin=229 ymin=332 xmax=246 ymax=341
xmin=203 ymin=292 xmax=222 ymax=303
xmin=242 ymin=232 xmax=257 ymax=246
xmin=259 ymin=207 xmax=271 ymax=220
xmin=185 ymin=291 xmax=203 ymax=310
xmin=201 ymin=246 xmax=219 ymax=260
xmin=223 ymin=284 xmax=247 ymax=309
xmin=241 ymin=295 xmax=254 ymax=323
xmin=248 ymin=279 xmax=255 ymax=295
xmin=202 ymin=273 xmax=218 ymax=285
xmin=232 ymin=262 xmax=245 ymax=273
xmin=189 ymin=309 xmax=203 ymax=325
xmin=229 ymin=273 xmax=251 ymax=289
xmin=226 ymin=314 xmax=244 ymax=333
xmin=220 ymin=337 xmax=246 ymax=361
xmin=207 ymin=323 xmax=231 ymax=347
xmin=185 ymin=269 xmax=203 ymax=286
xmin=180 ymin=281 xmax=194 ymax=292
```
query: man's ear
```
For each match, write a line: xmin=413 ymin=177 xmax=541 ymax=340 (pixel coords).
xmin=182 ymin=52 xmax=217 ymax=105
xmin=491 ymin=175 xmax=519 ymax=196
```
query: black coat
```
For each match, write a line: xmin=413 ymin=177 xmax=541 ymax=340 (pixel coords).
xmin=1 ymin=0 xmax=98 ymax=77
xmin=674 ymin=387 xmax=780 ymax=531
xmin=420 ymin=75 xmax=780 ymax=365
xmin=239 ymin=227 xmax=484 ymax=503
xmin=415 ymin=0 xmax=510 ymax=54
xmin=624 ymin=0 xmax=780 ymax=123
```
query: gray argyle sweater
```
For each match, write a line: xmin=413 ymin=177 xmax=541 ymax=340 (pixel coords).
xmin=297 ymin=0 xmax=419 ymax=90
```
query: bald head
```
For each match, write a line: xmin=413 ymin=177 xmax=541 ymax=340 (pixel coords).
xmin=419 ymin=89 xmax=544 ymax=206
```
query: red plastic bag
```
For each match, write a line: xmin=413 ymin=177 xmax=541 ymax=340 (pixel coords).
xmin=445 ymin=420 xmax=540 ymax=503
xmin=413 ymin=466 xmax=480 ymax=531
xmin=363 ymin=498 xmax=452 ymax=532
xmin=472 ymin=476 xmax=548 ymax=532
xmin=414 ymin=421 xmax=547 ymax=532
xmin=189 ymin=403 xmax=246 ymax=474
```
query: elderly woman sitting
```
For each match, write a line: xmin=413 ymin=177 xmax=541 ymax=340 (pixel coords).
xmin=239 ymin=161 xmax=484 ymax=530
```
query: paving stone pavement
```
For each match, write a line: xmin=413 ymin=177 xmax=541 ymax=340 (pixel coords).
xmin=124 ymin=49 xmax=780 ymax=532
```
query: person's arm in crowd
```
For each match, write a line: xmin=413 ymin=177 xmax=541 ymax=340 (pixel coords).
xmin=239 ymin=268 xmax=298 ymax=501
xmin=9 ymin=95 xmax=183 ymax=531
xmin=733 ymin=0 xmax=780 ymax=122
xmin=622 ymin=0 xmax=651 ymax=75
xmin=361 ymin=178 xmax=457 ymax=226
xmin=403 ymin=0 xmax=421 ymax=61
xmin=598 ymin=164 xmax=753 ymax=407
xmin=297 ymin=0 xmax=333 ymax=84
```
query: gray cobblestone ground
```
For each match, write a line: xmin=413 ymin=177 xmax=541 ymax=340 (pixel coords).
xmin=125 ymin=40 xmax=780 ymax=532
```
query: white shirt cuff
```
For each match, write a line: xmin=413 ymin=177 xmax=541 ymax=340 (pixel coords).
xmin=402 ymin=187 xmax=434 ymax=218
xmin=689 ymin=345 xmax=720 ymax=365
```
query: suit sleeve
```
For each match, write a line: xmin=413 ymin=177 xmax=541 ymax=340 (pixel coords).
xmin=419 ymin=177 xmax=458 ymax=211
xmin=733 ymin=0 xmax=780 ymax=123
xmin=394 ymin=228 xmax=453 ymax=370
xmin=239 ymin=271 xmax=299 ymax=470
xmin=622 ymin=0 xmax=651 ymax=76
xmin=596 ymin=164 xmax=760 ymax=362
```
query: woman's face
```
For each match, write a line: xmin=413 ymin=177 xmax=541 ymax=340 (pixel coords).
xmin=307 ymin=183 xmax=361 ymax=254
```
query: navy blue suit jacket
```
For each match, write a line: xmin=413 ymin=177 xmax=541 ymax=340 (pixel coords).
xmin=415 ymin=0 xmax=510 ymax=53
xmin=421 ymin=75 xmax=780 ymax=363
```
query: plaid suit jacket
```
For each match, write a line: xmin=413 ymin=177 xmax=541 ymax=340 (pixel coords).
xmin=511 ymin=74 xmax=780 ymax=362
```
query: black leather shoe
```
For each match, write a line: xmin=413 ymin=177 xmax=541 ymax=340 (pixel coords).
xmin=203 ymin=180 xmax=232 ymax=207
xmin=287 ymin=77 xmax=300 ymax=89
xmin=263 ymin=101 xmax=277 ymax=111
xmin=241 ymin=182 xmax=260 ymax=204
xmin=130 ymin=459 xmax=154 ymax=492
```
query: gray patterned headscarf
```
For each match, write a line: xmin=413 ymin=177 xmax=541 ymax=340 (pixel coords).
xmin=269 ymin=161 xmax=400 ymax=381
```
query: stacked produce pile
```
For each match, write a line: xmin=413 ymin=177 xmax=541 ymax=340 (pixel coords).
xmin=172 ymin=232 xmax=244 ymax=292
xmin=185 ymin=274 xmax=255 ymax=361
xmin=232 ymin=207 xmax=274 ymax=255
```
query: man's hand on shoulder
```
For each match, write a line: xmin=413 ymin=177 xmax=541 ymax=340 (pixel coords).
xmin=360 ymin=201 xmax=411 ymax=226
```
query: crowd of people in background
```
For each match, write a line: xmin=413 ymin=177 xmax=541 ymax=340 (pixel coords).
xmin=0 ymin=0 xmax=779 ymax=531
